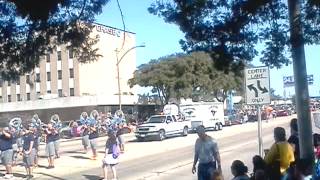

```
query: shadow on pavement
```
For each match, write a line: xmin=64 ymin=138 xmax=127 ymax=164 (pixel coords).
xmin=83 ymin=174 xmax=102 ymax=180
xmin=64 ymin=150 xmax=86 ymax=154
xmin=37 ymin=172 xmax=67 ymax=180
xmin=70 ymin=155 xmax=91 ymax=160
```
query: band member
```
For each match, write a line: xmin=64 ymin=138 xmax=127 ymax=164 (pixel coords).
xmin=88 ymin=110 xmax=99 ymax=160
xmin=31 ymin=114 xmax=42 ymax=167
xmin=80 ymin=112 xmax=90 ymax=153
xmin=0 ymin=127 xmax=14 ymax=179
xmin=52 ymin=115 xmax=61 ymax=159
xmin=9 ymin=127 xmax=19 ymax=166
xmin=115 ymin=111 xmax=126 ymax=153
xmin=32 ymin=126 xmax=40 ymax=168
xmin=22 ymin=126 xmax=36 ymax=179
xmin=45 ymin=123 xmax=57 ymax=169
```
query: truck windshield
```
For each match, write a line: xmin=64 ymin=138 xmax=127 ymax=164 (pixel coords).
xmin=148 ymin=116 xmax=166 ymax=123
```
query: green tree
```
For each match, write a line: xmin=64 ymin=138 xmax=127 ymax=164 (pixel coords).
xmin=129 ymin=51 xmax=243 ymax=104
xmin=270 ymin=88 xmax=282 ymax=100
xmin=0 ymin=0 xmax=110 ymax=80
xmin=149 ymin=0 xmax=315 ymax=161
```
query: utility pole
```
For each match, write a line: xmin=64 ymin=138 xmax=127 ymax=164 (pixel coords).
xmin=288 ymin=0 xmax=314 ymax=162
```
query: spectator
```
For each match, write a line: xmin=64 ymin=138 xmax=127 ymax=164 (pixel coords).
xmin=288 ymin=118 xmax=299 ymax=160
xmin=253 ymin=169 xmax=266 ymax=180
xmin=231 ymin=160 xmax=250 ymax=180
xmin=251 ymin=155 xmax=266 ymax=179
xmin=264 ymin=127 xmax=294 ymax=179
xmin=192 ymin=125 xmax=222 ymax=180
xmin=102 ymin=130 xmax=120 ymax=180
xmin=294 ymin=158 xmax=313 ymax=180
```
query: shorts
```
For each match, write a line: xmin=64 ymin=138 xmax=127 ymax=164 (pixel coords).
xmin=12 ymin=144 xmax=18 ymax=152
xmin=45 ymin=142 xmax=55 ymax=157
xmin=34 ymin=137 xmax=41 ymax=151
xmin=89 ymin=138 xmax=97 ymax=150
xmin=117 ymin=135 xmax=124 ymax=145
xmin=54 ymin=140 xmax=59 ymax=153
xmin=82 ymin=135 xmax=89 ymax=147
xmin=23 ymin=149 xmax=36 ymax=167
xmin=102 ymin=153 xmax=118 ymax=166
xmin=1 ymin=149 xmax=13 ymax=166
xmin=198 ymin=161 xmax=216 ymax=180
xmin=16 ymin=138 xmax=23 ymax=148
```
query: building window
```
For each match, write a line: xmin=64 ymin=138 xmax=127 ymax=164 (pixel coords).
xmin=47 ymin=90 xmax=51 ymax=94
xmin=0 ymin=79 xmax=2 ymax=87
xmin=68 ymin=48 xmax=74 ymax=59
xmin=57 ymin=51 xmax=62 ymax=61
xmin=70 ymin=88 xmax=74 ymax=96
xmin=46 ymin=54 xmax=50 ymax=62
xmin=7 ymin=81 xmax=11 ymax=86
xmin=58 ymin=70 xmax=62 ymax=80
xmin=27 ymin=93 xmax=30 ymax=100
xmin=16 ymin=80 xmax=20 ymax=85
xmin=36 ymin=73 xmax=40 ymax=82
xmin=17 ymin=94 xmax=21 ymax=101
xmin=69 ymin=69 xmax=74 ymax=78
xmin=58 ymin=89 xmax=63 ymax=97
xmin=47 ymin=72 xmax=51 ymax=81
xmin=26 ymin=75 xmax=31 ymax=84
xmin=7 ymin=95 xmax=11 ymax=102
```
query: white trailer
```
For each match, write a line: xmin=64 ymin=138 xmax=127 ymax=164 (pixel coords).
xmin=180 ymin=102 xmax=225 ymax=131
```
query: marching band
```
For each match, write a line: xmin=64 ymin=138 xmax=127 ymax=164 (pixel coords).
xmin=0 ymin=110 xmax=127 ymax=179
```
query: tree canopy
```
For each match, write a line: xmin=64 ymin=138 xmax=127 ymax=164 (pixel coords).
xmin=129 ymin=51 xmax=243 ymax=104
xmin=149 ymin=0 xmax=320 ymax=72
xmin=0 ymin=0 xmax=110 ymax=80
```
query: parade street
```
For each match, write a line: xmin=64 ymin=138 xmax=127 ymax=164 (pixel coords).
xmin=2 ymin=115 xmax=316 ymax=180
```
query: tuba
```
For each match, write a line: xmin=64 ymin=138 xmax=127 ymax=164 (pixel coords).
xmin=9 ymin=117 xmax=23 ymax=131
xmin=50 ymin=114 xmax=62 ymax=129
xmin=31 ymin=114 xmax=42 ymax=129
xmin=89 ymin=110 xmax=99 ymax=127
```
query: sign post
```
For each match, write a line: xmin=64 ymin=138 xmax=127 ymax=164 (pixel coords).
xmin=245 ymin=66 xmax=270 ymax=156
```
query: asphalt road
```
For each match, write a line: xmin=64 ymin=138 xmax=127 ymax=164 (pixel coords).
xmin=59 ymin=118 xmax=295 ymax=180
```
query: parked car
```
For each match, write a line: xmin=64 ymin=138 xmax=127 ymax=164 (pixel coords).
xmin=276 ymin=110 xmax=289 ymax=117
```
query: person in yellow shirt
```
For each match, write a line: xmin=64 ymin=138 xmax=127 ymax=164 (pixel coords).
xmin=264 ymin=127 xmax=295 ymax=177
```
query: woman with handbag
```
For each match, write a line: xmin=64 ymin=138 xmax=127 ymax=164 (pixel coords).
xmin=264 ymin=127 xmax=294 ymax=179
xmin=102 ymin=130 xmax=120 ymax=180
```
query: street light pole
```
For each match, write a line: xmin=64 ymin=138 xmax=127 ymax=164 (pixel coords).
xmin=115 ymin=45 xmax=145 ymax=111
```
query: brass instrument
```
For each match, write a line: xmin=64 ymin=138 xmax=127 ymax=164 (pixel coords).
xmin=50 ymin=114 xmax=62 ymax=130
xmin=9 ymin=117 xmax=23 ymax=131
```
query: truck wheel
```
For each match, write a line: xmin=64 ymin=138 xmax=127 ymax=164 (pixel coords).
xmin=158 ymin=130 xmax=165 ymax=141
xmin=218 ymin=123 xmax=223 ymax=130
xmin=214 ymin=124 xmax=219 ymax=131
xmin=182 ymin=126 xmax=188 ymax=136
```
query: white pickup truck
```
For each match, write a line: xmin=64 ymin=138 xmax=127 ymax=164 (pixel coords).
xmin=135 ymin=114 xmax=190 ymax=141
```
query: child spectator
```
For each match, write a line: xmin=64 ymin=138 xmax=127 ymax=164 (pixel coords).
xmin=102 ymin=130 xmax=120 ymax=180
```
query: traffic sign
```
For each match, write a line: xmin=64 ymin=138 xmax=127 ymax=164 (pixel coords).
xmin=245 ymin=67 xmax=270 ymax=105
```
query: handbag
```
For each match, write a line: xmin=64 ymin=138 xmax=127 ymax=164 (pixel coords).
xmin=266 ymin=144 xmax=281 ymax=180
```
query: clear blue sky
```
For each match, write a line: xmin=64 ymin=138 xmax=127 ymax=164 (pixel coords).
xmin=96 ymin=0 xmax=319 ymax=97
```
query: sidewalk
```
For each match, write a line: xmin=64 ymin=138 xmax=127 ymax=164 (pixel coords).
xmin=0 ymin=116 xmax=295 ymax=180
